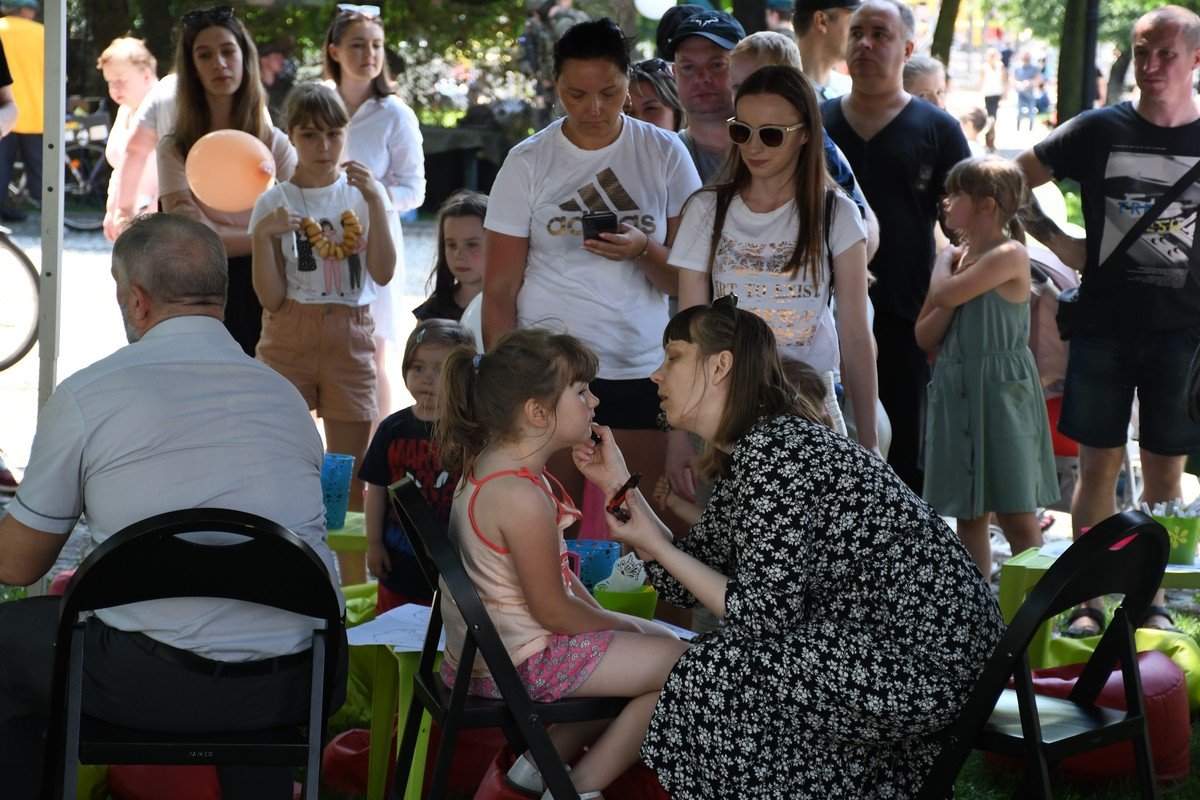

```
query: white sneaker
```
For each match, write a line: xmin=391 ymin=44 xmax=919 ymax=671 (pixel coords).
xmin=539 ymin=790 xmax=602 ymax=800
xmin=506 ymin=753 xmax=571 ymax=795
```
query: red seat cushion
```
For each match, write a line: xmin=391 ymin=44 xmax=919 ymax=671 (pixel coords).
xmin=107 ymin=765 xmax=221 ymax=800
xmin=990 ymin=650 xmax=1191 ymax=781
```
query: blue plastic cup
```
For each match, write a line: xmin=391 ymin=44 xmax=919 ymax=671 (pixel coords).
xmin=565 ymin=539 xmax=622 ymax=591
xmin=321 ymin=452 xmax=355 ymax=529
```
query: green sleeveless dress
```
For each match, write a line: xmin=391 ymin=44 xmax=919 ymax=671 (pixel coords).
xmin=923 ymin=289 xmax=1058 ymax=518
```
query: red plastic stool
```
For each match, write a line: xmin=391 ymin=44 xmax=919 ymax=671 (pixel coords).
xmin=990 ymin=650 xmax=1191 ymax=781
xmin=107 ymin=765 xmax=221 ymax=800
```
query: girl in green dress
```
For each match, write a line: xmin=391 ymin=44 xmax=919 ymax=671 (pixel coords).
xmin=915 ymin=156 xmax=1058 ymax=576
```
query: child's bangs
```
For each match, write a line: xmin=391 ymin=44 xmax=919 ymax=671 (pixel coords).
xmin=285 ymin=89 xmax=350 ymax=133
xmin=553 ymin=334 xmax=600 ymax=386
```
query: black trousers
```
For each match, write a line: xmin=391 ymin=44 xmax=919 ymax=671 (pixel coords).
xmin=0 ymin=596 xmax=346 ymax=799
xmin=874 ymin=309 xmax=930 ymax=493
xmin=225 ymin=254 xmax=263 ymax=357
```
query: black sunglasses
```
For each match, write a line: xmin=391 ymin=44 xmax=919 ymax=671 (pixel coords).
xmin=633 ymin=58 xmax=672 ymax=75
xmin=181 ymin=6 xmax=235 ymax=29
xmin=727 ymin=118 xmax=805 ymax=148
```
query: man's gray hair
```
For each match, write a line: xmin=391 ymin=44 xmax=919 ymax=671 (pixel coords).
xmin=112 ymin=213 xmax=228 ymax=305
xmin=859 ymin=0 xmax=915 ymax=42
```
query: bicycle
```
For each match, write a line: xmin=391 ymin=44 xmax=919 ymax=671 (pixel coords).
xmin=5 ymin=111 xmax=112 ymax=232
xmin=0 ymin=223 xmax=39 ymax=372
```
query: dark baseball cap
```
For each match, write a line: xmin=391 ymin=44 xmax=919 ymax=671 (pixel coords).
xmin=795 ymin=0 xmax=862 ymax=12
xmin=666 ymin=11 xmax=746 ymax=60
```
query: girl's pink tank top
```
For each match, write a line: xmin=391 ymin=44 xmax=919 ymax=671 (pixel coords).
xmin=440 ymin=467 xmax=583 ymax=676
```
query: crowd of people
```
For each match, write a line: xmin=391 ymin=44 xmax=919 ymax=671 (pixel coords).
xmin=2 ymin=0 xmax=1200 ymax=797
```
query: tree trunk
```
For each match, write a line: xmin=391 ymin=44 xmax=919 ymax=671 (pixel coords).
xmin=930 ymin=0 xmax=961 ymax=65
xmin=136 ymin=0 xmax=180 ymax=81
xmin=609 ymin=0 xmax=638 ymax=37
xmin=1056 ymin=0 xmax=1087 ymax=124
xmin=77 ymin=0 xmax=133 ymax=97
xmin=1105 ymin=47 xmax=1131 ymax=106
xmin=732 ymin=0 xmax=766 ymax=36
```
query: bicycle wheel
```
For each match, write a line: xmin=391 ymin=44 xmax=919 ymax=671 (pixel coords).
xmin=62 ymin=143 xmax=110 ymax=232
xmin=0 ymin=232 xmax=38 ymax=371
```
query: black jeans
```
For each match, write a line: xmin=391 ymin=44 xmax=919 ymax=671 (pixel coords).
xmin=873 ymin=310 xmax=929 ymax=493
xmin=0 ymin=596 xmax=346 ymax=799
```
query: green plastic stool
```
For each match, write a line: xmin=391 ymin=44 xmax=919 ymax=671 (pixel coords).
xmin=366 ymin=648 xmax=439 ymax=800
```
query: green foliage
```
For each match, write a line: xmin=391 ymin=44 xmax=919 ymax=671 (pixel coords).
xmin=993 ymin=0 xmax=1200 ymax=48
xmin=0 ymin=584 xmax=27 ymax=602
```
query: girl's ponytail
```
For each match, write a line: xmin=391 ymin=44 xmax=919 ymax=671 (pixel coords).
xmin=436 ymin=345 xmax=487 ymax=473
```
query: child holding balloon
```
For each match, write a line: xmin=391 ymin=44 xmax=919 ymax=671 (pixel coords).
xmin=249 ymin=82 xmax=398 ymax=514
xmin=156 ymin=7 xmax=295 ymax=356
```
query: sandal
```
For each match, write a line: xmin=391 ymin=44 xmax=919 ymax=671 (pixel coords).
xmin=1063 ymin=606 xmax=1106 ymax=638
xmin=1139 ymin=605 xmax=1184 ymax=634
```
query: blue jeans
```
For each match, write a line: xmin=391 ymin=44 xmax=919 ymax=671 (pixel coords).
xmin=0 ymin=132 xmax=43 ymax=207
xmin=1059 ymin=324 xmax=1200 ymax=455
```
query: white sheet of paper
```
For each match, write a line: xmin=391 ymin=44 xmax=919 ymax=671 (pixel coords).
xmin=346 ymin=603 xmax=445 ymax=652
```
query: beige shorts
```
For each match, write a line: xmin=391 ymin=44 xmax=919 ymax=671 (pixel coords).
xmin=257 ymin=299 xmax=377 ymax=422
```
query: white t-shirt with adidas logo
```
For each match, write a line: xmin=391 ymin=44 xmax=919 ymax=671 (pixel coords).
xmin=485 ymin=116 xmax=701 ymax=380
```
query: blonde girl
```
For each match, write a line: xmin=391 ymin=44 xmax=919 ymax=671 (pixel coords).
xmin=98 ymin=37 xmax=159 ymax=242
xmin=915 ymin=156 xmax=1057 ymax=576
xmin=437 ymin=328 xmax=687 ymax=800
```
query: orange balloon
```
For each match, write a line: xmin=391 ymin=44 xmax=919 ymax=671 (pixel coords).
xmin=184 ymin=130 xmax=276 ymax=213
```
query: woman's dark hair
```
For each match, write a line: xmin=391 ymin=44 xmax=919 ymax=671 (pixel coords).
xmin=683 ymin=65 xmax=834 ymax=284
xmin=553 ymin=18 xmax=631 ymax=80
xmin=437 ymin=328 xmax=599 ymax=473
xmin=662 ymin=298 xmax=816 ymax=479
xmin=171 ymin=10 xmax=270 ymax=158
xmin=427 ymin=190 xmax=489 ymax=308
xmin=323 ymin=9 xmax=394 ymax=100
xmin=629 ymin=60 xmax=684 ymax=131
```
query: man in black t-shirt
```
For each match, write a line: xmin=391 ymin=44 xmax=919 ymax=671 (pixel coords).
xmin=1016 ymin=5 xmax=1200 ymax=635
xmin=821 ymin=0 xmax=969 ymax=491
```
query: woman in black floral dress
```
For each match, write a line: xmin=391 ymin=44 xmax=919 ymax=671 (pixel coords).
xmin=574 ymin=297 xmax=1004 ymax=798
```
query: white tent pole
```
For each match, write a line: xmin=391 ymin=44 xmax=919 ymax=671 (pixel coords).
xmin=37 ymin=0 xmax=64 ymax=412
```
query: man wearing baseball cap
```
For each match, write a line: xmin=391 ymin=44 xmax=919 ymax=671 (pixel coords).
xmin=664 ymin=9 xmax=746 ymax=182
xmin=795 ymin=0 xmax=860 ymax=100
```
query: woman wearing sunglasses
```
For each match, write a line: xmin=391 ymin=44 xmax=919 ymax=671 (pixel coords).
xmin=323 ymin=4 xmax=422 ymax=424
xmin=573 ymin=297 xmax=1003 ymax=797
xmin=625 ymin=58 xmax=684 ymax=133
xmin=483 ymin=18 xmax=701 ymax=537
xmin=157 ymin=6 xmax=296 ymax=356
xmin=670 ymin=65 xmax=880 ymax=457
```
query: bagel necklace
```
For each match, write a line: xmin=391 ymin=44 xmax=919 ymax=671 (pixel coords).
xmin=296 ymin=184 xmax=362 ymax=261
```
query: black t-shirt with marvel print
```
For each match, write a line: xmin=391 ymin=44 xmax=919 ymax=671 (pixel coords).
xmin=358 ymin=406 xmax=459 ymax=598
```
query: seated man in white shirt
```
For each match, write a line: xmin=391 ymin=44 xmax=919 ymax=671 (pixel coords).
xmin=0 ymin=214 xmax=346 ymax=800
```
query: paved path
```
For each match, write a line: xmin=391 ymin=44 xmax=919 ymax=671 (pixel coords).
xmin=0 ymin=218 xmax=437 ymax=471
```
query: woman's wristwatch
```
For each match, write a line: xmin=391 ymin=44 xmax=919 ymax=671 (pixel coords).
xmin=634 ymin=231 xmax=651 ymax=261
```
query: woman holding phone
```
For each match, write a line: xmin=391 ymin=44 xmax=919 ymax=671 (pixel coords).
xmin=482 ymin=17 xmax=701 ymax=521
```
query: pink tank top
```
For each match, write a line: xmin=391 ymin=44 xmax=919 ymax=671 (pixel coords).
xmin=441 ymin=467 xmax=583 ymax=676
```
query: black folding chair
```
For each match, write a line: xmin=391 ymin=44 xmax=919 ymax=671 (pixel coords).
xmin=387 ymin=477 xmax=628 ymax=800
xmin=42 ymin=508 xmax=345 ymax=800
xmin=918 ymin=510 xmax=1169 ymax=800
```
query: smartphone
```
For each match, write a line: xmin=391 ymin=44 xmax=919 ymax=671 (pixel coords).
xmin=581 ymin=211 xmax=618 ymax=241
